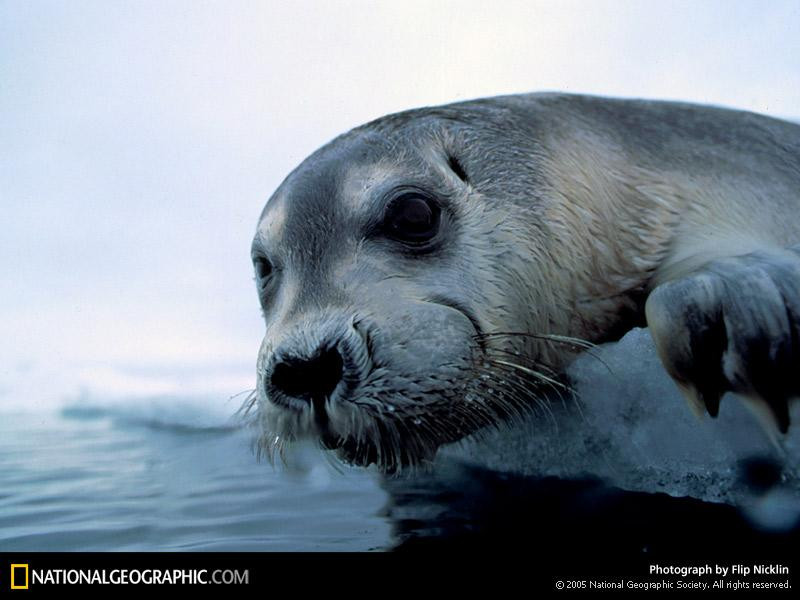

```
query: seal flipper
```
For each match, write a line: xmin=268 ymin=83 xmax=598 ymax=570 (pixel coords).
xmin=645 ymin=244 xmax=800 ymax=434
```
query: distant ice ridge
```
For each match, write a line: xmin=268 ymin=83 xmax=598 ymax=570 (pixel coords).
xmin=0 ymin=356 xmax=254 ymax=426
xmin=57 ymin=392 xmax=246 ymax=433
xmin=443 ymin=328 xmax=800 ymax=525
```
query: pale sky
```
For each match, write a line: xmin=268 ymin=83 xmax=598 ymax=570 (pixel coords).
xmin=1 ymin=0 xmax=798 ymax=409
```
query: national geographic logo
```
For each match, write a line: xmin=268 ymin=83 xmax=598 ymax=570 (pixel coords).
xmin=10 ymin=563 xmax=30 ymax=589
xmin=3 ymin=563 xmax=248 ymax=587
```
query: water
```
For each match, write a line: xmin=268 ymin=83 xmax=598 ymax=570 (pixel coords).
xmin=2 ymin=329 xmax=799 ymax=554
xmin=0 ymin=405 xmax=391 ymax=551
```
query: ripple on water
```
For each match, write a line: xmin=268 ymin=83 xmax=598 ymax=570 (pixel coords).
xmin=0 ymin=409 xmax=391 ymax=551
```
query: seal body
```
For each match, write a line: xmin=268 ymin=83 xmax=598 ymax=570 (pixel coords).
xmin=250 ymin=93 xmax=800 ymax=470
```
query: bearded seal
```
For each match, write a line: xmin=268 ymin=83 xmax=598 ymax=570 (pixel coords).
xmin=248 ymin=93 xmax=800 ymax=472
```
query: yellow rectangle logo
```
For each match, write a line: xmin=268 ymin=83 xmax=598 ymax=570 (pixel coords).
xmin=11 ymin=563 xmax=29 ymax=590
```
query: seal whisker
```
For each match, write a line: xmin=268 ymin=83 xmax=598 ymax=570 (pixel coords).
xmin=467 ymin=360 xmax=543 ymax=422
xmin=483 ymin=346 xmax=572 ymax=389
xmin=481 ymin=347 xmax=576 ymax=413
xmin=487 ymin=357 xmax=568 ymax=390
xmin=474 ymin=331 xmax=596 ymax=350
xmin=235 ymin=389 xmax=259 ymax=422
xmin=478 ymin=332 xmax=617 ymax=378
xmin=230 ymin=388 xmax=257 ymax=401
xmin=475 ymin=363 xmax=559 ymax=430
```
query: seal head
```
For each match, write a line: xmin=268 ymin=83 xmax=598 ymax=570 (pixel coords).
xmin=251 ymin=106 xmax=561 ymax=471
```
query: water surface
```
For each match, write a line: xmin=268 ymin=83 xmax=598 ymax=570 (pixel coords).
xmin=0 ymin=405 xmax=391 ymax=551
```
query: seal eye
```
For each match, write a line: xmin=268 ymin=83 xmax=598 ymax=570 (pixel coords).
xmin=383 ymin=193 xmax=440 ymax=244
xmin=254 ymin=256 xmax=273 ymax=287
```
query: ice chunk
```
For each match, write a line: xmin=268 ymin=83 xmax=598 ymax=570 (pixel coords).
xmin=441 ymin=328 xmax=800 ymax=510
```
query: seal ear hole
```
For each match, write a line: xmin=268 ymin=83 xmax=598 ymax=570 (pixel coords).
xmin=447 ymin=154 xmax=469 ymax=184
xmin=254 ymin=256 xmax=273 ymax=283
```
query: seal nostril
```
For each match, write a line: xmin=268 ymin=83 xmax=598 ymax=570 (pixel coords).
xmin=270 ymin=346 xmax=344 ymax=403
